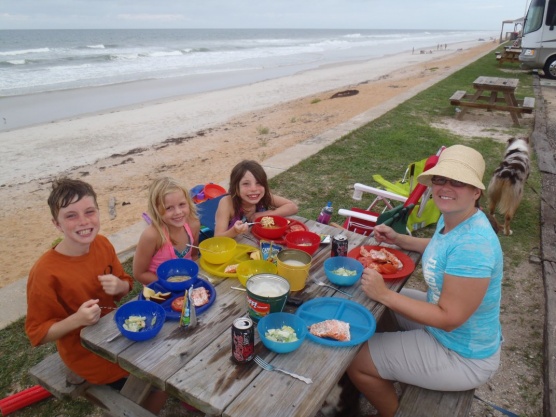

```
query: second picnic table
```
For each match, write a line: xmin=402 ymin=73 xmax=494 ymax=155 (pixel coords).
xmin=449 ymin=76 xmax=534 ymax=127
xmin=80 ymin=216 xmax=422 ymax=417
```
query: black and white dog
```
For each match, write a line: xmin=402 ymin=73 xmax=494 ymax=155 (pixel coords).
xmin=487 ymin=137 xmax=530 ymax=236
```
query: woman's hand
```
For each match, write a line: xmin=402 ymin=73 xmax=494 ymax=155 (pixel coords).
xmin=373 ymin=224 xmax=398 ymax=245
xmin=360 ymin=268 xmax=390 ymax=303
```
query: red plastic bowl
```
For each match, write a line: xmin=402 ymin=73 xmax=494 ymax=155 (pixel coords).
xmin=285 ymin=230 xmax=321 ymax=255
xmin=204 ymin=183 xmax=227 ymax=199
xmin=252 ymin=215 xmax=289 ymax=239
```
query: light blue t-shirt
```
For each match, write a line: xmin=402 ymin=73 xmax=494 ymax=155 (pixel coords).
xmin=422 ymin=210 xmax=503 ymax=359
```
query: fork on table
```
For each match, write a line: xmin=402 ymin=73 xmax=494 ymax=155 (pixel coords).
xmin=314 ymin=281 xmax=353 ymax=298
xmin=254 ymin=356 xmax=313 ymax=384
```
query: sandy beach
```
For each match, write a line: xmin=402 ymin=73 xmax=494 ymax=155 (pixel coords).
xmin=0 ymin=40 xmax=498 ymax=289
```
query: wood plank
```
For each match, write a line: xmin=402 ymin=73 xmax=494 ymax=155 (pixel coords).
xmin=449 ymin=90 xmax=467 ymax=103
xmin=395 ymin=385 xmax=475 ymax=417
xmin=85 ymin=385 xmax=158 ymax=417
xmin=29 ymin=352 xmax=90 ymax=399
xmin=522 ymin=97 xmax=535 ymax=110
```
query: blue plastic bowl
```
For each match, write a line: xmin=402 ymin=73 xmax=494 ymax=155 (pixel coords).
xmin=324 ymin=256 xmax=364 ymax=286
xmin=156 ymin=258 xmax=199 ymax=291
xmin=257 ymin=312 xmax=307 ymax=354
xmin=114 ymin=300 xmax=166 ymax=342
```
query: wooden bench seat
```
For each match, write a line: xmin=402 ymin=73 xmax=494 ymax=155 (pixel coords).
xmin=449 ymin=90 xmax=467 ymax=104
xmin=395 ymin=385 xmax=475 ymax=417
xmin=29 ymin=352 xmax=157 ymax=417
xmin=521 ymin=96 xmax=535 ymax=112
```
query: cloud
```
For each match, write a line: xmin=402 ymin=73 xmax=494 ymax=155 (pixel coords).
xmin=117 ymin=14 xmax=186 ymax=22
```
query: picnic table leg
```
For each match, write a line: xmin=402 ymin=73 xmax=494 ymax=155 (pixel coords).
xmin=456 ymin=88 xmax=482 ymax=120
xmin=120 ymin=375 xmax=152 ymax=406
xmin=503 ymin=92 xmax=522 ymax=125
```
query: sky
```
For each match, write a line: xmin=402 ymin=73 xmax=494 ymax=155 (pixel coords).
xmin=1 ymin=0 xmax=529 ymax=31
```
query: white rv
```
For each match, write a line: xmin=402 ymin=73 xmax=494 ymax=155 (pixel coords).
xmin=520 ymin=0 xmax=556 ymax=79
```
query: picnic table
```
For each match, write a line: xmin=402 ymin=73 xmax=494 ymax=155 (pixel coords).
xmin=449 ymin=76 xmax=535 ymax=127
xmin=495 ymin=47 xmax=521 ymax=65
xmin=80 ymin=216 xmax=422 ymax=417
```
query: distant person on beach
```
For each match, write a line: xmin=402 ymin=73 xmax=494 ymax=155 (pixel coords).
xmin=214 ymin=160 xmax=298 ymax=238
xmin=25 ymin=178 xmax=157 ymax=390
xmin=347 ymin=145 xmax=502 ymax=417
xmin=133 ymin=177 xmax=200 ymax=285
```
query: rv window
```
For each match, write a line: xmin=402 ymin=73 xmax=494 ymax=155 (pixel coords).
xmin=524 ymin=0 xmax=545 ymax=34
xmin=547 ymin=0 xmax=556 ymax=29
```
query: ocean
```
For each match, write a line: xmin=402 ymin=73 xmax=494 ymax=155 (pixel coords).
xmin=1 ymin=28 xmax=496 ymax=97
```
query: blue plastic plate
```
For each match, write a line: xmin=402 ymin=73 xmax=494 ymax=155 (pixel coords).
xmin=295 ymin=298 xmax=376 ymax=347
xmin=138 ymin=278 xmax=216 ymax=320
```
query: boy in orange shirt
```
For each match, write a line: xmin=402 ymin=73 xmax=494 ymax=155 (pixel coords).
xmin=25 ymin=178 xmax=133 ymax=385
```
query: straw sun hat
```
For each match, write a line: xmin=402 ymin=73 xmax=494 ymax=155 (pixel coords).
xmin=417 ymin=145 xmax=485 ymax=190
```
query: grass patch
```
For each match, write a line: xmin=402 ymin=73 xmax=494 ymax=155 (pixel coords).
xmin=256 ymin=125 xmax=269 ymax=135
xmin=310 ymin=98 xmax=321 ymax=104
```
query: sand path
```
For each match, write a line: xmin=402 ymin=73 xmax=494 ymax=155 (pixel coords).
xmin=0 ymin=41 xmax=498 ymax=288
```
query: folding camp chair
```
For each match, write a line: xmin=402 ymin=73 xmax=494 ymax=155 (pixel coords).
xmin=338 ymin=147 xmax=444 ymax=235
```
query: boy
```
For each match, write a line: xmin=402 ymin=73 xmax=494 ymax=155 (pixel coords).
xmin=25 ymin=178 xmax=133 ymax=385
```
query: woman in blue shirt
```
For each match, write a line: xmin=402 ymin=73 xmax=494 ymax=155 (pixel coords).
xmin=347 ymin=145 xmax=503 ymax=417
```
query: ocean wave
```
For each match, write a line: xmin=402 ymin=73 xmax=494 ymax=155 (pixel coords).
xmin=110 ymin=53 xmax=140 ymax=61
xmin=86 ymin=44 xmax=106 ymax=49
xmin=143 ymin=50 xmax=184 ymax=57
xmin=0 ymin=48 xmax=50 ymax=56
xmin=1 ymin=59 xmax=26 ymax=66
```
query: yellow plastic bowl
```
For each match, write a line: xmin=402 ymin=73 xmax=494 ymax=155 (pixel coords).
xmin=236 ymin=260 xmax=278 ymax=286
xmin=199 ymin=237 xmax=237 ymax=264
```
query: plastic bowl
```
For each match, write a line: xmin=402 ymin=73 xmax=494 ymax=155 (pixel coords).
xmin=257 ymin=312 xmax=307 ymax=353
xmin=204 ymin=183 xmax=227 ymax=199
xmin=285 ymin=230 xmax=321 ymax=255
xmin=324 ymin=256 xmax=364 ymax=286
xmin=199 ymin=237 xmax=237 ymax=264
xmin=114 ymin=300 xmax=166 ymax=342
xmin=252 ymin=215 xmax=289 ymax=239
xmin=236 ymin=260 xmax=278 ymax=286
xmin=156 ymin=258 xmax=199 ymax=291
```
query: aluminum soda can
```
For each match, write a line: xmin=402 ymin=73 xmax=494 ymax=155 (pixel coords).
xmin=231 ymin=317 xmax=255 ymax=363
xmin=331 ymin=234 xmax=348 ymax=257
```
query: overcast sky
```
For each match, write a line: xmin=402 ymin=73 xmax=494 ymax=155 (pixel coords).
xmin=1 ymin=0 xmax=529 ymax=31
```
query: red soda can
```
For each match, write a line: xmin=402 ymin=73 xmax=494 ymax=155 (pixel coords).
xmin=331 ymin=234 xmax=348 ymax=257
xmin=231 ymin=317 xmax=255 ymax=363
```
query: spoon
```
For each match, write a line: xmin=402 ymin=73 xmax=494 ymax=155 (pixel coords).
xmin=231 ymin=286 xmax=246 ymax=292
xmin=185 ymin=243 xmax=219 ymax=253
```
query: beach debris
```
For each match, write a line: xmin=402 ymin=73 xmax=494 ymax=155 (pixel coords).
xmin=330 ymin=90 xmax=359 ymax=99
xmin=109 ymin=197 xmax=117 ymax=220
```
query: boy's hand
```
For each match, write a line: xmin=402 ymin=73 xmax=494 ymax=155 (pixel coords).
xmin=98 ymin=274 xmax=129 ymax=296
xmin=77 ymin=299 xmax=101 ymax=326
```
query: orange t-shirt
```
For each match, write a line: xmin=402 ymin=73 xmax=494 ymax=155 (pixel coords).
xmin=25 ymin=235 xmax=134 ymax=384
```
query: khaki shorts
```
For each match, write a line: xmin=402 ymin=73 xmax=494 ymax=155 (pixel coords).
xmin=368 ymin=288 xmax=500 ymax=391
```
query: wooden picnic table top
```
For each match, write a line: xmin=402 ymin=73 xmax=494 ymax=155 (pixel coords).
xmin=81 ymin=216 xmax=422 ymax=417
xmin=472 ymin=76 xmax=519 ymax=91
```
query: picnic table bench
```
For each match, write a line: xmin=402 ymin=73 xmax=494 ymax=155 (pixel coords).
xmin=495 ymin=47 xmax=521 ymax=66
xmin=449 ymin=76 xmax=535 ymax=126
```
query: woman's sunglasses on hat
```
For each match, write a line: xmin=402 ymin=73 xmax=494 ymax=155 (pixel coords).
xmin=431 ymin=176 xmax=467 ymax=188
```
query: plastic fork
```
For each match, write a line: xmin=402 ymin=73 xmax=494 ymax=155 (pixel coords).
xmin=254 ymin=356 xmax=313 ymax=384
xmin=314 ymin=281 xmax=353 ymax=298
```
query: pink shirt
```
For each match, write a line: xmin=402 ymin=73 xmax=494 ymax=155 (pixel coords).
xmin=148 ymin=223 xmax=194 ymax=274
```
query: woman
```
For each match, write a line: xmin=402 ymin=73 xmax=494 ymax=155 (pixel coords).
xmin=347 ymin=145 xmax=503 ymax=417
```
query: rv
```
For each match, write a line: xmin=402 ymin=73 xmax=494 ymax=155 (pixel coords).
xmin=520 ymin=0 xmax=556 ymax=79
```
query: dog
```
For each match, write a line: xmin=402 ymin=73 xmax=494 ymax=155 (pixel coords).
xmin=487 ymin=137 xmax=530 ymax=236
xmin=319 ymin=373 xmax=360 ymax=417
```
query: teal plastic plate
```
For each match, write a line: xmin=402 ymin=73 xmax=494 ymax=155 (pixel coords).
xmin=296 ymin=298 xmax=376 ymax=347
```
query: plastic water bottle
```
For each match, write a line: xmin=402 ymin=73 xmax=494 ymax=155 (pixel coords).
xmin=317 ymin=202 xmax=333 ymax=225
